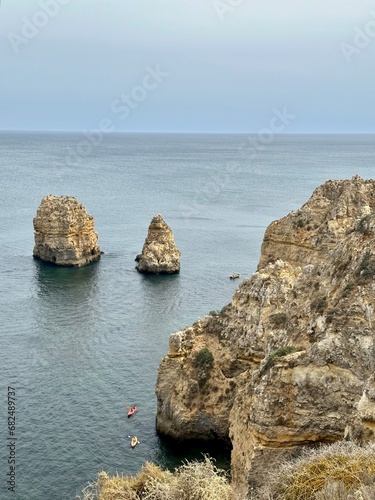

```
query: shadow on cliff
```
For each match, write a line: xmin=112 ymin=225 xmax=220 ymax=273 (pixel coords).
xmin=154 ymin=433 xmax=232 ymax=474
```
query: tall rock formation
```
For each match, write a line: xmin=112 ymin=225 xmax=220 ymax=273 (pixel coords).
xmin=136 ymin=214 xmax=180 ymax=274
xmin=33 ymin=195 xmax=101 ymax=267
xmin=155 ymin=176 xmax=375 ymax=497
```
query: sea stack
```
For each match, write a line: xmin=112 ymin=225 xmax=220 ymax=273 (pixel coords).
xmin=33 ymin=195 xmax=101 ymax=267
xmin=136 ymin=214 xmax=180 ymax=274
xmin=155 ymin=176 xmax=375 ymax=497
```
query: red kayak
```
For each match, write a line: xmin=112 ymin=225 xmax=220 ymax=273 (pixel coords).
xmin=127 ymin=406 xmax=137 ymax=418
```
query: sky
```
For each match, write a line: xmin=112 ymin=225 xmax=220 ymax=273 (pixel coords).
xmin=0 ymin=0 xmax=374 ymax=133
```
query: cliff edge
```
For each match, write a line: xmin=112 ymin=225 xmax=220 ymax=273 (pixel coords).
xmin=155 ymin=176 xmax=375 ymax=497
xmin=33 ymin=195 xmax=101 ymax=267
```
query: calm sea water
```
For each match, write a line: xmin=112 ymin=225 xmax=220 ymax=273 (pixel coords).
xmin=0 ymin=132 xmax=374 ymax=499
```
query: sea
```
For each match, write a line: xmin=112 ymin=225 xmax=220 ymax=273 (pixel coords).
xmin=0 ymin=132 xmax=374 ymax=499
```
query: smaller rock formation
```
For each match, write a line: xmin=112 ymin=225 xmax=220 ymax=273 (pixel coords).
xmin=33 ymin=195 xmax=101 ymax=267
xmin=136 ymin=214 xmax=180 ymax=274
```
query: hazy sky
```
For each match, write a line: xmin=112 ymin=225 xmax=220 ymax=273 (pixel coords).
xmin=1 ymin=0 xmax=374 ymax=132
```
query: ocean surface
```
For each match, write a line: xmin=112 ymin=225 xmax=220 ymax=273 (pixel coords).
xmin=0 ymin=132 xmax=374 ymax=499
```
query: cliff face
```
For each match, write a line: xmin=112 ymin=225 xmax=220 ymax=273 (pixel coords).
xmin=155 ymin=177 xmax=375 ymax=497
xmin=136 ymin=214 xmax=180 ymax=274
xmin=33 ymin=195 xmax=101 ymax=267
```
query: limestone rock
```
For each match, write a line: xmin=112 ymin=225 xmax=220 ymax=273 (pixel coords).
xmin=136 ymin=214 xmax=180 ymax=274
xmin=155 ymin=176 xmax=375 ymax=497
xmin=33 ymin=195 xmax=101 ymax=267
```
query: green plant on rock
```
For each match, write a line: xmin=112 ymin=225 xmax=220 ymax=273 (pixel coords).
xmin=259 ymin=345 xmax=296 ymax=377
xmin=296 ymin=218 xmax=305 ymax=228
xmin=193 ymin=348 xmax=214 ymax=386
xmin=273 ymin=345 xmax=296 ymax=358
xmin=194 ymin=347 xmax=214 ymax=371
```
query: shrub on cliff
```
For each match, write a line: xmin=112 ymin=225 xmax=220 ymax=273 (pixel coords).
xmin=193 ymin=347 xmax=214 ymax=387
xmin=258 ymin=345 xmax=296 ymax=377
xmin=253 ymin=441 xmax=375 ymax=500
xmin=79 ymin=456 xmax=234 ymax=500
xmin=193 ymin=347 xmax=214 ymax=371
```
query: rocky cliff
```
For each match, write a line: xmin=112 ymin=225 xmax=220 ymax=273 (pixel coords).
xmin=136 ymin=214 xmax=180 ymax=274
xmin=155 ymin=176 xmax=375 ymax=497
xmin=33 ymin=195 xmax=101 ymax=267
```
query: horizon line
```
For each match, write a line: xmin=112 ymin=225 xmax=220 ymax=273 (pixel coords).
xmin=0 ymin=129 xmax=374 ymax=135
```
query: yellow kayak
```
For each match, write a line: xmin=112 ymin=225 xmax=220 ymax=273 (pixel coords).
xmin=130 ymin=436 xmax=138 ymax=448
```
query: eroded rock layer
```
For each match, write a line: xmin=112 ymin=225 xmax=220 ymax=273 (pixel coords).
xmin=155 ymin=176 xmax=375 ymax=497
xmin=136 ymin=214 xmax=180 ymax=274
xmin=33 ymin=195 xmax=101 ymax=267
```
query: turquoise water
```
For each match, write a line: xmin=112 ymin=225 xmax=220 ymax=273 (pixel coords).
xmin=0 ymin=132 xmax=374 ymax=499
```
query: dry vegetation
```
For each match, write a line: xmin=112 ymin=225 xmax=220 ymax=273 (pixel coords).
xmin=78 ymin=456 xmax=235 ymax=500
xmin=253 ymin=442 xmax=375 ymax=500
xmin=79 ymin=443 xmax=375 ymax=500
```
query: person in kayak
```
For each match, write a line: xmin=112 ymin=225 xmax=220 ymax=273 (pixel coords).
xmin=127 ymin=405 xmax=137 ymax=417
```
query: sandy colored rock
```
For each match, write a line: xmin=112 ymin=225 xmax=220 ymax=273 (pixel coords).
xmin=155 ymin=176 xmax=375 ymax=497
xmin=136 ymin=214 xmax=180 ymax=274
xmin=33 ymin=195 xmax=101 ymax=267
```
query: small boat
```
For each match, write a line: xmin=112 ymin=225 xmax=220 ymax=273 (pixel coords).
xmin=130 ymin=436 xmax=138 ymax=448
xmin=127 ymin=406 xmax=137 ymax=418
xmin=230 ymin=273 xmax=240 ymax=280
